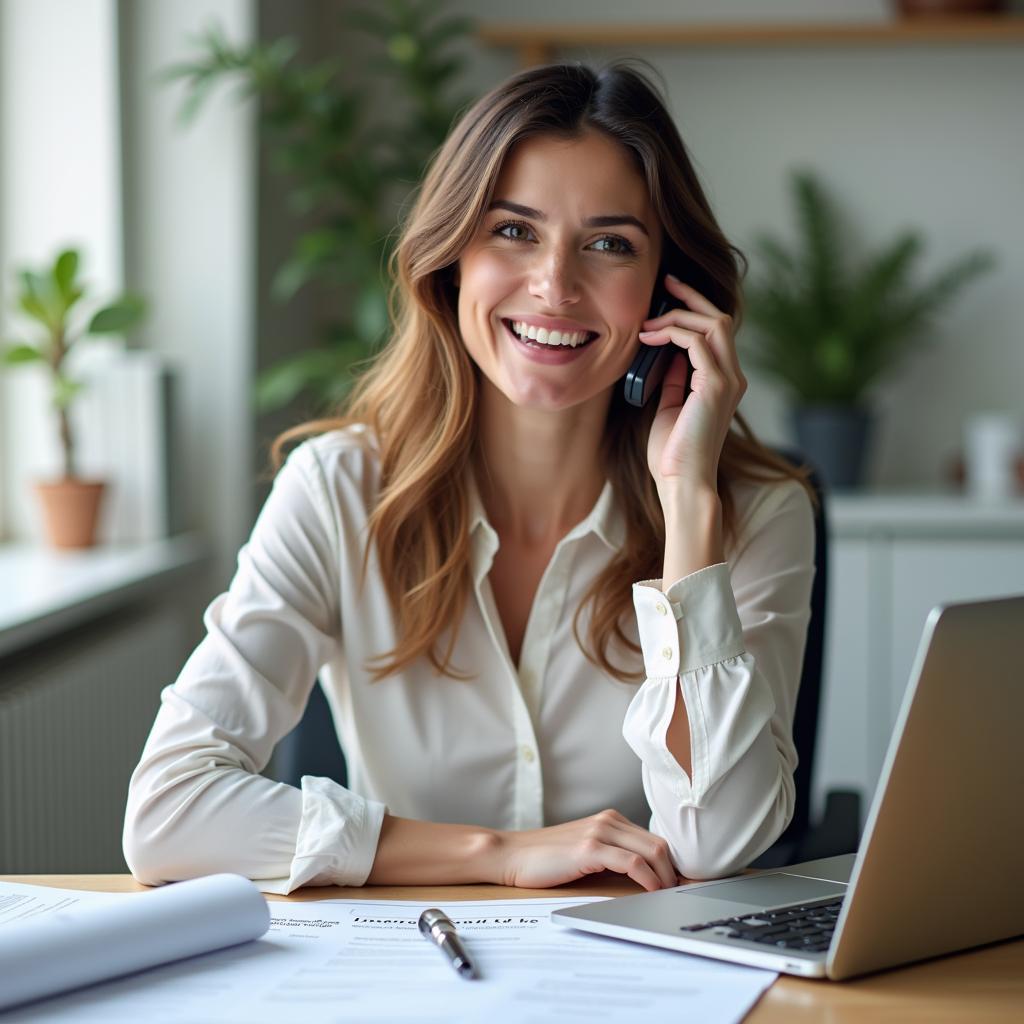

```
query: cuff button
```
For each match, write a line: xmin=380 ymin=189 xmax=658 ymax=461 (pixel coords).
xmin=661 ymin=646 xmax=674 ymax=660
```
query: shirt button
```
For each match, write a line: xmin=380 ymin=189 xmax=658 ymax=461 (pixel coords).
xmin=521 ymin=745 xmax=536 ymax=763
xmin=661 ymin=646 xmax=674 ymax=660
xmin=655 ymin=602 xmax=668 ymax=615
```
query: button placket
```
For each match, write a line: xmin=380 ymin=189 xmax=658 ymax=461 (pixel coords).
xmin=511 ymin=548 xmax=576 ymax=830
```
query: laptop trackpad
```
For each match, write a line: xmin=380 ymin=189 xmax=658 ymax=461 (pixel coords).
xmin=682 ymin=873 xmax=846 ymax=911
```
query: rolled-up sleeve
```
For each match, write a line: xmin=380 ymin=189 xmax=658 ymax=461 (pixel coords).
xmin=621 ymin=479 xmax=815 ymax=880
xmin=122 ymin=441 xmax=387 ymax=894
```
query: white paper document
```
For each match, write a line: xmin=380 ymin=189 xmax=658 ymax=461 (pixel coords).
xmin=0 ymin=875 xmax=269 ymax=1012
xmin=0 ymin=881 xmax=776 ymax=1023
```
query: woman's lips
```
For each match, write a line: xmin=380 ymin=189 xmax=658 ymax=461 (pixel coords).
xmin=501 ymin=319 xmax=598 ymax=364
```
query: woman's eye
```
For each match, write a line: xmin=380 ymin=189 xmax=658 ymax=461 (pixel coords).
xmin=491 ymin=219 xmax=637 ymax=256
xmin=492 ymin=220 xmax=533 ymax=242
xmin=592 ymin=235 xmax=637 ymax=256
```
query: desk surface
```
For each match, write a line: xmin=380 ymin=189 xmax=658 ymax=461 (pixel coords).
xmin=4 ymin=874 xmax=1022 ymax=1023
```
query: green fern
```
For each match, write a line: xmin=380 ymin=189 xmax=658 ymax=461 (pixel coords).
xmin=741 ymin=169 xmax=996 ymax=405
xmin=162 ymin=0 xmax=477 ymax=414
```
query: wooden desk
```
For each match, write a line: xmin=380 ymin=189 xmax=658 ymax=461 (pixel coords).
xmin=4 ymin=874 xmax=1022 ymax=1022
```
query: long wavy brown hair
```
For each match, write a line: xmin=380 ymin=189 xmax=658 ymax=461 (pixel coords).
xmin=269 ymin=59 xmax=816 ymax=684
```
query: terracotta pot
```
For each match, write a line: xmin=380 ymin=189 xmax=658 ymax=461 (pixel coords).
xmin=33 ymin=478 xmax=107 ymax=549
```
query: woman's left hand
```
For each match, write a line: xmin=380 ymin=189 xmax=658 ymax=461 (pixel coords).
xmin=639 ymin=273 xmax=747 ymax=498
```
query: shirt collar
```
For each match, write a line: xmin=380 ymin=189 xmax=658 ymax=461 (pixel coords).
xmin=467 ymin=471 xmax=625 ymax=585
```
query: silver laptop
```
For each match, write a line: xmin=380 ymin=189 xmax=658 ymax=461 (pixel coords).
xmin=553 ymin=594 xmax=1024 ymax=979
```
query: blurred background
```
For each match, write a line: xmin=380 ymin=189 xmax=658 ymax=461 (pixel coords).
xmin=1 ymin=0 xmax=1022 ymax=874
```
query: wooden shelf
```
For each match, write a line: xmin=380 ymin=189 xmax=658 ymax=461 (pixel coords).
xmin=477 ymin=16 xmax=1024 ymax=66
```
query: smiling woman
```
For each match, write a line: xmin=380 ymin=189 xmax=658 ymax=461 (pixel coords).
xmin=456 ymin=131 xmax=660 ymax=405
xmin=124 ymin=60 xmax=821 ymax=898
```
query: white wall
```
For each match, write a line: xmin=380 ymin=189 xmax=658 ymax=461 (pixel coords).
xmin=438 ymin=0 xmax=1023 ymax=487
xmin=0 ymin=0 xmax=124 ymax=539
xmin=119 ymin=0 xmax=257 ymax=584
xmin=0 ymin=0 xmax=255 ymax=590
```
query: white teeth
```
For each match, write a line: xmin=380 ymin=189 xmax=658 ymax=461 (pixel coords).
xmin=509 ymin=320 xmax=593 ymax=348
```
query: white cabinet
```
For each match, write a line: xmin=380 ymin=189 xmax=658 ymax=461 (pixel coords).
xmin=813 ymin=496 xmax=1024 ymax=826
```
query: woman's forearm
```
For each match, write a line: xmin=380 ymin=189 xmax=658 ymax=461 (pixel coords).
xmin=365 ymin=813 xmax=503 ymax=885
xmin=660 ymin=488 xmax=724 ymax=780
xmin=660 ymin=486 xmax=723 ymax=585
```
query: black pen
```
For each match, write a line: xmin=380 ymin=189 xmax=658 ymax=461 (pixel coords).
xmin=418 ymin=907 xmax=479 ymax=980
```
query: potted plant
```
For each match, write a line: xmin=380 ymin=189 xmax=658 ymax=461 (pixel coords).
xmin=161 ymin=0 xmax=477 ymax=416
xmin=740 ymin=169 xmax=996 ymax=489
xmin=1 ymin=248 xmax=147 ymax=547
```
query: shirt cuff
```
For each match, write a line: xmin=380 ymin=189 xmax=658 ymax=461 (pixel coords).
xmin=632 ymin=562 xmax=746 ymax=676
xmin=256 ymin=776 xmax=388 ymax=895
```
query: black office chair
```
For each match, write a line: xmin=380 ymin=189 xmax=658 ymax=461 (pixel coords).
xmin=751 ymin=447 xmax=861 ymax=868
xmin=274 ymin=679 xmax=347 ymax=788
xmin=274 ymin=449 xmax=861 ymax=864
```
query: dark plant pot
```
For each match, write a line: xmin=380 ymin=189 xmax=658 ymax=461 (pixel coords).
xmin=791 ymin=405 xmax=873 ymax=491
xmin=894 ymin=1 xmax=1007 ymax=14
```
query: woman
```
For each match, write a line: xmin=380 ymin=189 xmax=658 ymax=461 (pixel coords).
xmin=123 ymin=60 xmax=816 ymax=895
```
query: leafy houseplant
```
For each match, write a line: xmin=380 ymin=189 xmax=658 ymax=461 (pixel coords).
xmin=741 ymin=169 xmax=996 ymax=489
xmin=1 ymin=248 xmax=147 ymax=548
xmin=161 ymin=0 xmax=477 ymax=416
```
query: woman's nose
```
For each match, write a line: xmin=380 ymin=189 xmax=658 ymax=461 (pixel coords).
xmin=528 ymin=249 xmax=580 ymax=307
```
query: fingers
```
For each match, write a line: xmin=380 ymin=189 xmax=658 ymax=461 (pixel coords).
xmin=584 ymin=840 xmax=663 ymax=892
xmin=588 ymin=810 xmax=677 ymax=890
xmin=643 ymin=312 xmax=741 ymax=384
xmin=645 ymin=275 xmax=746 ymax=387
xmin=657 ymin=350 xmax=691 ymax=411
xmin=639 ymin=325 xmax=729 ymax=403
xmin=605 ymin=821 xmax=677 ymax=890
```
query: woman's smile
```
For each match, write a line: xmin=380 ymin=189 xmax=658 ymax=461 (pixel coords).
xmin=500 ymin=317 xmax=600 ymax=365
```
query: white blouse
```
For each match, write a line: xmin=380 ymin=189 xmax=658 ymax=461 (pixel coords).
xmin=123 ymin=423 xmax=815 ymax=894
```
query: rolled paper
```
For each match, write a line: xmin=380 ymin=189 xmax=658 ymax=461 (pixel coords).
xmin=0 ymin=873 xmax=270 ymax=1012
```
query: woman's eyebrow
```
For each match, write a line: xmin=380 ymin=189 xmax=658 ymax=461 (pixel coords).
xmin=487 ymin=199 xmax=650 ymax=238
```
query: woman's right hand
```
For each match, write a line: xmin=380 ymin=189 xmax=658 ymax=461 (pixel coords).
xmin=489 ymin=809 xmax=680 ymax=892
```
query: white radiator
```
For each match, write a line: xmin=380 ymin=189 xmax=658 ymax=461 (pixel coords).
xmin=0 ymin=603 xmax=186 ymax=873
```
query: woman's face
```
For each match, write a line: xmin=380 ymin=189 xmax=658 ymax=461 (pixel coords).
xmin=455 ymin=130 xmax=663 ymax=412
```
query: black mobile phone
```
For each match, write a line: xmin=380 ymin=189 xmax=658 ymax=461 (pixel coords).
xmin=623 ymin=287 xmax=693 ymax=408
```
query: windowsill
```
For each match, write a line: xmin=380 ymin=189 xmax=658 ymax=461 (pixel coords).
xmin=0 ymin=532 xmax=211 ymax=658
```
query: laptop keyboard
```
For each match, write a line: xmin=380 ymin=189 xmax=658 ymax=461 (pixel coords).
xmin=679 ymin=896 xmax=843 ymax=953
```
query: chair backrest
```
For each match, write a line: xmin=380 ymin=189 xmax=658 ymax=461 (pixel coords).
xmin=752 ymin=448 xmax=829 ymax=866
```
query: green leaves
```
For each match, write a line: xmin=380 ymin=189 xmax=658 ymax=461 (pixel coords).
xmin=2 ymin=247 xmax=149 ymax=414
xmin=253 ymin=341 xmax=367 ymax=413
xmin=88 ymin=295 xmax=147 ymax=334
xmin=353 ymin=282 xmax=389 ymax=346
xmin=2 ymin=247 xmax=150 ymax=479
xmin=741 ymin=170 xmax=997 ymax=405
xmin=52 ymin=373 xmax=86 ymax=412
xmin=54 ymin=250 xmax=79 ymax=300
xmin=1 ymin=343 xmax=45 ymax=366
xmin=158 ymin=21 xmax=271 ymax=125
xmin=163 ymin=0 xmax=477 ymax=413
